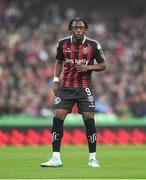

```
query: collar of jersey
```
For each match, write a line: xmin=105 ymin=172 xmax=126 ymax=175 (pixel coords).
xmin=71 ymin=35 xmax=86 ymax=44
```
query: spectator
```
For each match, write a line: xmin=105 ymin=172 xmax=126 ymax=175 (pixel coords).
xmin=0 ymin=0 xmax=146 ymax=118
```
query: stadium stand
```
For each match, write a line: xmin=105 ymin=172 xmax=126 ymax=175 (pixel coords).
xmin=0 ymin=0 xmax=146 ymax=118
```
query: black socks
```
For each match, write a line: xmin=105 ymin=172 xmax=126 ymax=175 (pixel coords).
xmin=52 ymin=117 xmax=96 ymax=153
xmin=84 ymin=119 xmax=97 ymax=153
xmin=52 ymin=117 xmax=64 ymax=152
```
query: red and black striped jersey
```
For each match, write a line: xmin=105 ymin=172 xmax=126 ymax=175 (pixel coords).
xmin=56 ymin=35 xmax=105 ymax=89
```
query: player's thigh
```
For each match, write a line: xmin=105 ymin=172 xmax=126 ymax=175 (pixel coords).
xmin=54 ymin=99 xmax=75 ymax=119
xmin=77 ymin=99 xmax=95 ymax=118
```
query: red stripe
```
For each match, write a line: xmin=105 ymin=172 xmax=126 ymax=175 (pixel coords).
xmin=73 ymin=72 xmax=79 ymax=88
xmin=62 ymin=42 xmax=67 ymax=86
xmin=65 ymin=43 xmax=75 ymax=87
xmin=82 ymin=43 xmax=92 ymax=88
xmin=73 ymin=44 xmax=83 ymax=88
xmin=82 ymin=77 xmax=88 ymax=88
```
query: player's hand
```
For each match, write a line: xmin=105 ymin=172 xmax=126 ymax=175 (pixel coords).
xmin=75 ymin=64 xmax=88 ymax=72
xmin=52 ymin=82 xmax=60 ymax=96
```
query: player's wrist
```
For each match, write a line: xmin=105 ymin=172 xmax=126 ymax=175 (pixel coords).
xmin=53 ymin=77 xmax=59 ymax=82
xmin=86 ymin=65 xmax=91 ymax=71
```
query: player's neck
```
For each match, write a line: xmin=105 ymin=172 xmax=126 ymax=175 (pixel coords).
xmin=72 ymin=36 xmax=83 ymax=45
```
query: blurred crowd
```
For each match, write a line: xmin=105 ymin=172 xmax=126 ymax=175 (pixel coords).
xmin=0 ymin=0 xmax=146 ymax=118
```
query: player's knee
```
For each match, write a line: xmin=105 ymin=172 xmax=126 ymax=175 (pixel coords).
xmin=55 ymin=109 xmax=69 ymax=120
xmin=55 ymin=114 xmax=66 ymax=120
xmin=82 ymin=112 xmax=94 ymax=120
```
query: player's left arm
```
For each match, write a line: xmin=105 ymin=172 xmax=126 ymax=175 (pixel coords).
xmin=75 ymin=62 xmax=106 ymax=72
xmin=75 ymin=41 xmax=106 ymax=72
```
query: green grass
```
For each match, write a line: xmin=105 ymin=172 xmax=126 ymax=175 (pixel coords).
xmin=0 ymin=145 xmax=146 ymax=179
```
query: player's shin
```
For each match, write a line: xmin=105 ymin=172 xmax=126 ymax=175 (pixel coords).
xmin=52 ymin=117 xmax=64 ymax=156
xmin=84 ymin=119 xmax=97 ymax=156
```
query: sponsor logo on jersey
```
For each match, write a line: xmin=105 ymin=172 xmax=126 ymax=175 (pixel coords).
xmin=65 ymin=58 xmax=88 ymax=65
xmin=66 ymin=58 xmax=74 ymax=64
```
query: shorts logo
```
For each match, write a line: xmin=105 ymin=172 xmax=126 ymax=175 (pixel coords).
xmin=88 ymin=96 xmax=94 ymax=102
xmin=54 ymin=97 xmax=61 ymax=104
xmin=89 ymin=102 xmax=95 ymax=107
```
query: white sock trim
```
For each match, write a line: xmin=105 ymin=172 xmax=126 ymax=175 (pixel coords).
xmin=89 ymin=152 xmax=96 ymax=160
xmin=53 ymin=152 xmax=60 ymax=160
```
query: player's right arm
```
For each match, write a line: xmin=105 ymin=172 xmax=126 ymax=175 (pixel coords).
xmin=52 ymin=40 xmax=64 ymax=96
xmin=52 ymin=60 xmax=63 ymax=96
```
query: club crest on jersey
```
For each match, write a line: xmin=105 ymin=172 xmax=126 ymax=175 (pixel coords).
xmin=54 ymin=97 xmax=61 ymax=104
xmin=82 ymin=47 xmax=88 ymax=55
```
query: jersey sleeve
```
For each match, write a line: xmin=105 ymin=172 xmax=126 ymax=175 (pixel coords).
xmin=93 ymin=41 xmax=105 ymax=63
xmin=56 ymin=41 xmax=64 ymax=63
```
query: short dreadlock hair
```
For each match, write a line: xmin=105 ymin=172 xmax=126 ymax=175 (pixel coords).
xmin=68 ymin=17 xmax=88 ymax=31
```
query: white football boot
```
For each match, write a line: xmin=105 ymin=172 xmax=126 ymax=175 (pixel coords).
xmin=88 ymin=159 xmax=100 ymax=168
xmin=40 ymin=157 xmax=63 ymax=168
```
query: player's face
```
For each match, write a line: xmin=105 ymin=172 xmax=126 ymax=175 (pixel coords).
xmin=71 ymin=21 xmax=86 ymax=41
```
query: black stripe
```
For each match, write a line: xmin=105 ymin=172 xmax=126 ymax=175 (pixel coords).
xmin=86 ymin=41 xmax=94 ymax=89
xmin=62 ymin=39 xmax=71 ymax=87
xmin=79 ymin=40 xmax=88 ymax=88
xmin=70 ymin=44 xmax=79 ymax=88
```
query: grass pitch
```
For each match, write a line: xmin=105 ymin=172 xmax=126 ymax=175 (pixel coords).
xmin=0 ymin=145 xmax=146 ymax=179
